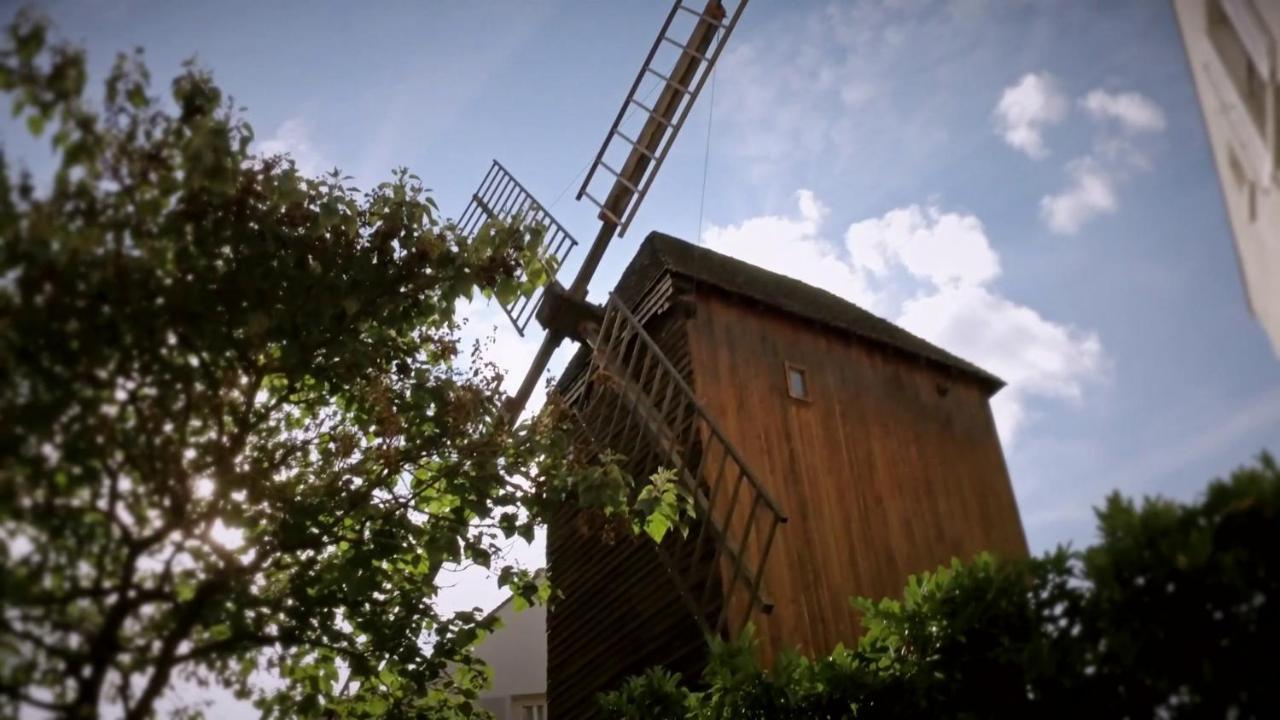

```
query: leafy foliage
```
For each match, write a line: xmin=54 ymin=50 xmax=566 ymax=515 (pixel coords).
xmin=632 ymin=468 xmax=694 ymax=544
xmin=600 ymin=452 xmax=1280 ymax=719
xmin=0 ymin=12 xmax=585 ymax=719
xmin=533 ymin=431 xmax=696 ymax=547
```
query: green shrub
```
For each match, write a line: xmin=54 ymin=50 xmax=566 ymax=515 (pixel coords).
xmin=601 ymin=453 xmax=1280 ymax=719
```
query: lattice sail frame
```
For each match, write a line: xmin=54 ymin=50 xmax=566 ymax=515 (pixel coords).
xmin=456 ymin=161 xmax=578 ymax=336
xmin=577 ymin=0 xmax=748 ymax=237
xmin=555 ymin=294 xmax=786 ymax=637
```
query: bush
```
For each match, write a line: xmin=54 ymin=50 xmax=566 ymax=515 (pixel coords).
xmin=600 ymin=453 xmax=1280 ymax=719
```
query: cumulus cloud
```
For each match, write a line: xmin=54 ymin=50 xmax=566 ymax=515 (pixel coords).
xmin=1079 ymin=89 xmax=1166 ymax=133
xmin=897 ymin=285 xmax=1104 ymax=440
xmin=846 ymin=205 xmax=1000 ymax=288
xmin=701 ymin=190 xmax=881 ymax=312
xmin=257 ymin=118 xmax=326 ymax=177
xmin=993 ymin=72 xmax=1068 ymax=159
xmin=703 ymin=192 xmax=1104 ymax=443
xmin=1039 ymin=158 xmax=1118 ymax=235
xmin=1037 ymin=87 xmax=1163 ymax=236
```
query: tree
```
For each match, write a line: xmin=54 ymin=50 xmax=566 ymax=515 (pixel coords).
xmin=600 ymin=453 xmax=1280 ymax=719
xmin=0 ymin=12 xmax=574 ymax=718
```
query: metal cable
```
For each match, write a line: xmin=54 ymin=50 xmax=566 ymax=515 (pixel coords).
xmin=696 ymin=52 xmax=717 ymax=245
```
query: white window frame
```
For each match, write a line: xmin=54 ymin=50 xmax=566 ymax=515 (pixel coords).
xmin=1205 ymin=0 xmax=1277 ymax=186
xmin=784 ymin=361 xmax=810 ymax=402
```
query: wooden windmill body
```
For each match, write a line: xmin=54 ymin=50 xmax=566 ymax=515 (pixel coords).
xmin=454 ymin=2 xmax=1026 ymax=718
xmin=544 ymin=235 xmax=1026 ymax=718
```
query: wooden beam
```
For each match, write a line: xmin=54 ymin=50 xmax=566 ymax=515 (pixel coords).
xmin=601 ymin=0 xmax=726 ymax=223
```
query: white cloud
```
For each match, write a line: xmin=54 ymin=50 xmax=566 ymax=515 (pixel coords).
xmin=702 ymin=193 xmax=1105 ymax=444
xmin=897 ymin=285 xmax=1104 ymax=440
xmin=1032 ymin=86 xmax=1163 ymax=235
xmin=256 ymin=118 xmax=326 ymax=177
xmin=1079 ymin=89 xmax=1166 ymax=133
xmin=846 ymin=205 xmax=1000 ymax=287
xmin=993 ymin=72 xmax=1068 ymax=159
xmin=1039 ymin=157 xmax=1118 ymax=235
xmin=701 ymin=190 xmax=881 ymax=312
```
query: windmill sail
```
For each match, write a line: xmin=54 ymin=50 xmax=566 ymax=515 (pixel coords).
xmin=457 ymin=160 xmax=578 ymax=337
xmin=500 ymin=0 xmax=752 ymax=421
xmin=577 ymin=0 xmax=748 ymax=238
xmin=556 ymin=293 xmax=786 ymax=636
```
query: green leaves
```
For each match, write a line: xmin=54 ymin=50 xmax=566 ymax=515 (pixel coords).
xmin=634 ymin=468 xmax=693 ymax=544
xmin=495 ymin=275 xmax=519 ymax=307
xmin=467 ymin=215 xmax=560 ymax=309
xmin=0 ymin=14 xmax=586 ymax=720
xmin=12 ymin=11 xmax=44 ymax=63
xmin=125 ymin=82 xmax=146 ymax=109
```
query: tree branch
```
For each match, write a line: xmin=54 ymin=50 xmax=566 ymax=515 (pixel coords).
xmin=126 ymin=572 xmax=231 ymax=720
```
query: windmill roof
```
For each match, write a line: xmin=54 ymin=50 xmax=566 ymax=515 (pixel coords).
xmin=559 ymin=231 xmax=1004 ymax=394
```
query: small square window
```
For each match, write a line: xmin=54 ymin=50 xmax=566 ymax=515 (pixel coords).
xmin=785 ymin=363 xmax=809 ymax=401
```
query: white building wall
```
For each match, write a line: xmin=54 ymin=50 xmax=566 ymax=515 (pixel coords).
xmin=1174 ymin=0 xmax=1280 ymax=356
xmin=473 ymin=598 xmax=547 ymax=720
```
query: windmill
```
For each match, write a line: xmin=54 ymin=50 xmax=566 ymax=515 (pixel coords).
xmin=454 ymin=0 xmax=781 ymax=647
xmin=457 ymin=2 xmax=1030 ymax=717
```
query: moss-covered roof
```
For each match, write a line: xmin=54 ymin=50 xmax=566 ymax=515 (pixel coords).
xmin=559 ymin=231 xmax=1005 ymax=395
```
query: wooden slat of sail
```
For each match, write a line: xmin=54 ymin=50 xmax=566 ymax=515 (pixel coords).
xmin=546 ymin=271 xmax=785 ymax=720
xmin=587 ymin=366 xmax=766 ymax=619
xmin=558 ymin=294 xmax=787 ymax=638
xmin=578 ymin=0 xmax=749 ymax=236
xmin=455 ymin=160 xmax=578 ymax=336
xmin=598 ymin=10 xmax=713 ymax=226
xmin=546 ymin=301 xmax=719 ymax=720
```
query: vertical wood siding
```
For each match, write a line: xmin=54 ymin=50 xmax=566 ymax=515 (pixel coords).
xmin=685 ymin=287 xmax=1028 ymax=663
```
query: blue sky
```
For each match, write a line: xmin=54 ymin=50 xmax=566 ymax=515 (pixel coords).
xmin=7 ymin=0 xmax=1280 ymax=616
